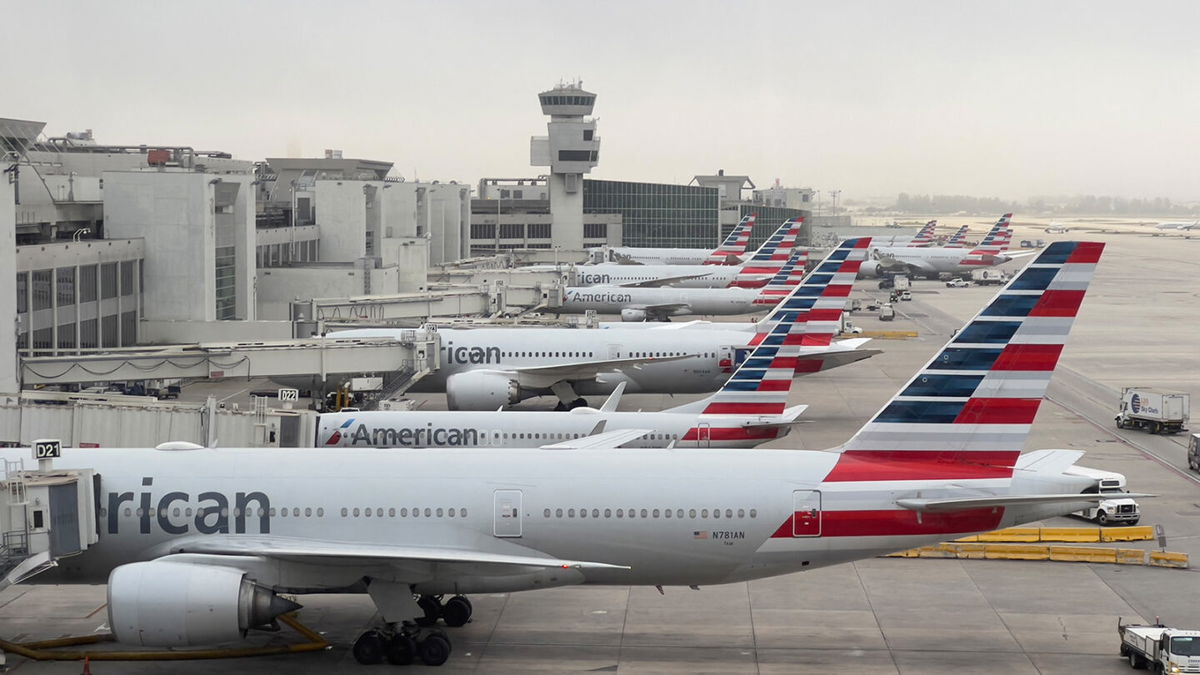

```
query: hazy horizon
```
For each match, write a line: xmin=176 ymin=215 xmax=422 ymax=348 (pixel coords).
xmin=5 ymin=0 xmax=1198 ymax=202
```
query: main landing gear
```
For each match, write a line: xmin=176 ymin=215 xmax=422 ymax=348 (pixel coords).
xmin=352 ymin=624 xmax=450 ymax=666
xmin=352 ymin=594 xmax=472 ymax=666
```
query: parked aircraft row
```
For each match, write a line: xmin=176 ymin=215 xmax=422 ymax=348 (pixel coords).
xmin=318 ymin=239 xmax=866 ymax=448
xmin=321 ymin=239 xmax=878 ymax=410
xmin=7 ymin=241 xmax=1122 ymax=668
xmin=858 ymin=213 xmax=1035 ymax=278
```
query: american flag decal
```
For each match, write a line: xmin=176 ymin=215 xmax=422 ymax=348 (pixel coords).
xmin=693 ymin=531 xmax=709 ymax=540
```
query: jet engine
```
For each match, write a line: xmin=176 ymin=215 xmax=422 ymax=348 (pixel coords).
xmin=858 ymin=260 xmax=881 ymax=279
xmin=445 ymin=370 xmax=522 ymax=410
xmin=107 ymin=561 xmax=300 ymax=647
xmin=620 ymin=308 xmax=648 ymax=322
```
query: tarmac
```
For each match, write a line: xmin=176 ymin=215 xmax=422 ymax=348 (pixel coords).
xmin=0 ymin=219 xmax=1196 ymax=673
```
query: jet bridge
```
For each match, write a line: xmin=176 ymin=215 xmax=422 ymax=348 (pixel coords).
xmin=0 ymin=442 xmax=97 ymax=591
xmin=19 ymin=329 xmax=440 ymax=393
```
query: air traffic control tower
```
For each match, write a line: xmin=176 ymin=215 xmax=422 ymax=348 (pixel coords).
xmin=530 ymin=82 xmax=599 ymax=251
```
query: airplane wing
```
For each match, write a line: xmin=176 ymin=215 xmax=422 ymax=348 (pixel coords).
xmin=896 ymin=493 xmax=1155 ymax=513
xmin=795 ymin=348 xmax=882 ymax=372
xmin=542 ymin=427 xmax=651 ymax=449
xmin=638 ymin=303 xmax=690 ymax=317
xmin=510 ymin=354 xmax=691 ymax=388
xmin=1004 ymin=250 xmax=1040 ymax=259
xmin=616 ymin=273 xmax=711 ymax=288
xmin=163 ymin=536 xmax=630 ymax=571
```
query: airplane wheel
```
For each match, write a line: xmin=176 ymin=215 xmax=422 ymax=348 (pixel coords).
xmin=352 ymin=630 xmax=385 ymax=665
xmin=385 ymin=633 xmax=416 ymax=665
xmin=417 ymin=595 xmax=442 ymax=626
xmin=569 ymin=398 xmax=588 ymax=410
xmin=418 ymin=633 xmax=452 ymax=666
xmin=442 ymin=595 xmax=472 ymax=627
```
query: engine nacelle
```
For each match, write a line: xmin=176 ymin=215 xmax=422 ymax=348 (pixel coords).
xmin=620 ymin=308 xmax=648 ymax=322
xmin=108 ymin=561 xmax=299 ymax=647
xmin=858 ymin=260 xmax=881 ymax=278
xmin=445 ymin=370 xmax=522 ymax=410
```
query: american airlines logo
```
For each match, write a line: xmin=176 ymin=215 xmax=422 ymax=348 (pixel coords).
xmin=342 ymin=423 xmax=482 ymax=447
xmin=106 ymin=477 xmax=270 ymax=535
xmin=569 ymin=291 xmax=633 ymax=304
xmin=444 ymin=344 xmax=501 ymax=364
xmin=577 ymin=272 xmax=613 ymax=285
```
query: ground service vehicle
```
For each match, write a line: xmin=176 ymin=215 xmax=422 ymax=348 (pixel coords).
xmin=899 ymin=290 xmax=912 ymax=301
xmin=1119 ymin=620 xmax=1200 ymax=672
xmin=879 ymin=304 xmax=895 ymax=321
xmin=971 ymin=268 xmax=1008 ymax=285
xmin=945 ymin=278 xmax=968 ymax=288
xmin=1188 ymin=433 xmax=1199 ymax=473
xmin=1116 ymin=387 xmax=1190 ymax=434
xmin=1064 ymin=466 xmax=1139 ymax=525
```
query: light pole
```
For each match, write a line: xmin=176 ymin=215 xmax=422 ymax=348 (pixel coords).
xmin=829 ymin=190 xmax=841 ymax=218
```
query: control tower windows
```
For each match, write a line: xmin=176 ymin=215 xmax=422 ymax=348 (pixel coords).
xmin=558 ymin=150 xmax=599 ymax=162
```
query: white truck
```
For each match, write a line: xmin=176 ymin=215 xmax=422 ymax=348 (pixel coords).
xmin=970 ymin=268 xmax=1008 ymax=286
xmin=1119 ymin=620 xmax=1200 ymax=672
xmin=1064 ymin=466 xmax=1140 ymax=526
xmin=1116 ymin=387 xmax=1190 ymax=435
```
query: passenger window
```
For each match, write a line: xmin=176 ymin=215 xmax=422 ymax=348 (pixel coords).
xmin=424 ymin=508 xmax=432 ymax=517
xmin=568 ymin=508 xmax=576 ymax=517
xmin=677 ymin=509 xmax=684 ymax=518
xmin=701 ymin=509 xmax=708 ymax=518
xmin=642 ymin=509 xmax=650 ymax=518
xmin=556 ymin=508 xmax=563 ymax=518
xmin=726 ymin=509 xmax=733 ymax=519
xmin=400 ymin=508 xmax=408 ymax=517
xmin=749 ymin=509 xmax=757 ymax=518
xmin=353 ymin=508 xmax=360 ymax=517
xmin=592 ymin=509 xmax=600 ymax=518
xmin=664 ymin=509 xmax=671 ymax=519
xmin=604 ymin=508 xmax=612 ymax=518
xmin=436 ymin=508 xmax=443 ymax=517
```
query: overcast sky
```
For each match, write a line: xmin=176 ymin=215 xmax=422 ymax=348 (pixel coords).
xmin=6 ymin=0 xmax=1199 ymax=201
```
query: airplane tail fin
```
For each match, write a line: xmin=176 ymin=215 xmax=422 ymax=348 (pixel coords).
xmin=908 ymin=220 xmax=937 ymax=247
xmin=749 ymin=237 xmax=871 ymax=353
xmin=826 ymin=241 xmax=1105 ymax=482
xmin=730 ymin=218 xmax=803 ymax=288
xmin=705 ymin=213 xmax=756 ymax=265
xmin=968 ymin=214 xmax=1013 ymax=256
xmin=753 ymin=248 xmax=810 ymax=305
xmin=945 ymin=224 xmax=970 ymax=248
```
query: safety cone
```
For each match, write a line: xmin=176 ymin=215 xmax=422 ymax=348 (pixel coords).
xmin=81 ymin=655 xmax=92 ymax=675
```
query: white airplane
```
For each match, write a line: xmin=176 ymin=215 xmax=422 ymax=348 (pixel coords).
xmin=906 ymin=220 xmax=937 ymax=247
xmin=1156 ymin=219 xmax=1200 ymax=230
xmin=559 ymin=248 xmax=810 ymax=322
xmin=542 ymin=218 xmax=804 ymax=289
xmin=589 ymin=213 xmax=758 ymax=266
xmin=858 ymin=213 xmax=1033 ymax=278
xmin=317 ymin=243 xmax=862 ymax=449
xmin=5 ymin=242 xmax=1123 ymax=668
xmin=318 ymin=240 xmax=877 ymax=410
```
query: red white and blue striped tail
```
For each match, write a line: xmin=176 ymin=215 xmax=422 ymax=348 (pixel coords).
xmin=699 ymin=245 xmax=855 ymax=416
xmin=828 ymin=241 xmax=1105 ymax=482
xmin=750 ymin=237 xmax=871 ymax=370
xmin=705 ymin=213 xmax=756 ymax=264
xmin=753 ymin=248 xmax=810 ymax=305
xmin=945 ymin=224 xmax=970 ymax=248
xmin=968 ymin=213 xmax=1013 ymax=255
xmin=907 ymin=220 xmax=938 ymax=247
xmin=730 ymin=218 xmax=804 ymax=288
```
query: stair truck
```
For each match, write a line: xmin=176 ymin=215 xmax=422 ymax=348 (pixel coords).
xmin=1119 ymin=620 xmax=1200 ymax=672
xmin=1116 ymin=387 xmax=1190 ymax=434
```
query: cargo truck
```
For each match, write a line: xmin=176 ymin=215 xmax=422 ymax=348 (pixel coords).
xmin=1118 ymin=620 xmax=1200 ymax=672
xmin=1063 ymin=466 xmax=1139 ymax=525
xmin=970 ymin=269 xmax=1008 ymax=285
xmin=1115 ymin=387 xmax=1190 ymax=434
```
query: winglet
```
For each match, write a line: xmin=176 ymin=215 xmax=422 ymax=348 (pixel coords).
xmin=599 ymin=382 xmax=626 ymax=412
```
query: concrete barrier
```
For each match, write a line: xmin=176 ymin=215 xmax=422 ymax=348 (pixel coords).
xmin=953 ymin=526 xmax=1153 ymax=544
xmin=1148 ymin=551 xmax=1189 ymax=569
xmin=1050 ymin=546 xmax=1118 ymax=563
xmin=885 ymin=543 xmax=1187 ymax=569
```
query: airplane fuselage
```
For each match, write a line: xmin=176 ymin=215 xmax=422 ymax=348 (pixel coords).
xmin=570 ymin=263 xmax=740 ymax=289
xmin=560 ymin=286 xmax=761 ymax=318
xmin=317 ymin=409 xmax=790 ymax=449
xmin=600 ymin=247 xmax=715 ymax=266
xmin=17 ymin=446 xmax=1078 ymax=591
